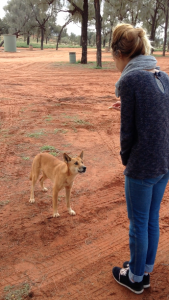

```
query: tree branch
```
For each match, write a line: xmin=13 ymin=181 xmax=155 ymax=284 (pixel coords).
xmin=66 ymin=0 xmax=83 ymax=15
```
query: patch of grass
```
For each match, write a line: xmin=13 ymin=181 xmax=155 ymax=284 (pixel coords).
xmin=94 ymin=65 xmax=102 ymax=69
xmin=54 ymin=128 xmax=68 ymax=134
xmin=62 ymin=113 xmax=74 ymax=119
xmin=52 ymin=61 xmax=115 ymax=70
xmin=62 ymin=143 xmax=72 ymax=147
xmin=40 ymin=145 xmax=56 ymax=152
xmin=4 ymin=283 xmax=30 ymax=300
xmin=49 ymin=151 xmax=60 ymax=157
xmin=74 ymin=118 xmax=92 ymax=126
xmin=0 ymin=200 xmax=9 ymax=208
xmin=45 ymin=115 xmax=53 ymax=122
xmin=22 ymin=157 xmax=30 ymax=160
xmin=72 ymin=127 xmax=77 ymax=133
xmin=153 ymin=54 xmax=163 ymax=57
xmin=27 ymin=130 xmax=45 ymax=138
xmin=58 ymin=195 xmax=64 ymax=201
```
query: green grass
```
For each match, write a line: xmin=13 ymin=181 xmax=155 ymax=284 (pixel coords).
xmin=62 ymin=143 xmax=72 ymax=147
xmin=45 ymin=115 xmax=53 ymax=122
xmin=49 ymin=151 xmax=60 ymax=157
xmin=61 ymin=114 xmax=93 ymax=127
xmin=54 ymin=128 xmax=68 ymax=134
xmin=4 ymin=283 xmax=30 ymax=300
xmin=15 ymin=38 xmax=96 ymax=49
xmin=0 ymin=200 xmax=9 ymax=208
xmin=74 ymin=117 xmax=92 ymax=126
xmin=53 ymin=61 xmax=115 ymax=70
xmin=40 ymin=145 xmax=56 ymax=151
xmin=40 ymin=145 xmax=61 ymax=156
xmin=22 ymin=156 xmax=30 ymax=160
xmin=27 ymin=130 xmax=45 ymax=138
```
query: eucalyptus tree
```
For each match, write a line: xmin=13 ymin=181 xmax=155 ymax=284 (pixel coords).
xmin=103 ymin=0 xmax=165 ymax=51
xmin=140 ymin=0 xmax=164 ymax=43
xmin=0 ymin=18 xmax=9 ymax=36
xmin=94 ymin=0 xmax=102 ymax=67
xmin=3 ymin=0 xmax=34 ymax=38
xmin=87 ymin=30 xmax=95 ymax=46
xmin=160 ymin=0 xmax=169 ymax=56
xmin=56 ymin=17 xmax=73 ymax=49
xmin=0 ymin=18 xmax=9 ymax=47
xmin=102 ymin=0 xmax=135 ymax=49
xmin=102 ymin=0 xmax=118 ymax=48
xmin=66 ymin=0 xmax=89 ymax=63
xmin=26 ymin=0 xmax=61 ymax=50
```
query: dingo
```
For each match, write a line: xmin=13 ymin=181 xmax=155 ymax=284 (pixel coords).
xmin=29 ymin=151 xmax=86 ymax=217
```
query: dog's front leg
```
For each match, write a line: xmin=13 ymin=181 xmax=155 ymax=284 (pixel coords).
xmin=53 ymin=186 xmax=60 ymax=217
xmin=65 ymin=187 xmax=76 ymax=216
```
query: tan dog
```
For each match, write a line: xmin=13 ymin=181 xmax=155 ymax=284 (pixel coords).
xmin=29 ymin=151 xmax=86 ymax=217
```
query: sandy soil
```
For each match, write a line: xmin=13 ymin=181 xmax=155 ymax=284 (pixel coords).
xmin=0 ymin=47 xmax=169 ymax=300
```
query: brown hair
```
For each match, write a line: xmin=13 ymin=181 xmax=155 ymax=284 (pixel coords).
xmin=111 ymin=23 xmax=151 ymax=59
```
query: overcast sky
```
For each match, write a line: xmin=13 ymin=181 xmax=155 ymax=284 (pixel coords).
xmin=0 ymin=0 xmax=81 ymax=35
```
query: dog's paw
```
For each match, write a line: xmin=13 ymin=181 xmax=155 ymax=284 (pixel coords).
xmin=53 ymin=212 xmax=60 ymax=218
xmin=69 ymin=208 xmax=76 ymax=216
xmin=29 ymin=198 xmax=35 ymax=203
xmin=42 ymin=187 xmax=48 ymax=192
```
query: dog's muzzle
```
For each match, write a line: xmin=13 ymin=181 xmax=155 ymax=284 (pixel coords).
xmin=78 ymin=166 xmax=86 ymax=173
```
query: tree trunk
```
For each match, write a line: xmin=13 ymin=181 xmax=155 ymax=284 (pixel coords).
xmin=0 ymin=40 xmax=4 ymax=47
xmin=80 ymin=25 xmax=82 ymax=46
xmin=27 ymin=35 xmax=30 ymax=45
xmin=41 ymin=27 xmax=44 ymax=50
xmin=94 ymin=0 xmax=102 ymax=68
xmin=56 ymin=18 xmax=72 ymax=50
xmin=150 ymin=7 xmax=158 ymax=42
xmin=46 ymin=37 xmax=48 ymax=44
xmin=103 ymin=37 xmax=106 ymax=48
xmin=109 ymin=29 xmax=112 ymax=48
xmin=81 ymin=0 xmax=88 ymax=64
xmin=163 ymin=4 xmax=169 ymax=56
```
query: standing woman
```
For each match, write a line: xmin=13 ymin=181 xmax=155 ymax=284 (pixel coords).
xmin=111 ymin=23 xmax=169 ymax=294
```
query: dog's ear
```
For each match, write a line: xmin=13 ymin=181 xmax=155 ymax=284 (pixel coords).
xmin=79 ymin=151 xmax=83 ymax=159
xmin=63 ymin=153 xmax=71 ymax=163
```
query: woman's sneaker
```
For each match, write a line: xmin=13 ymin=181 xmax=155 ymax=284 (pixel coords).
xmin=123 ymin=261 xmax=150 ymax=288
xmin=112 ymin=267 xmax=144 ymax=294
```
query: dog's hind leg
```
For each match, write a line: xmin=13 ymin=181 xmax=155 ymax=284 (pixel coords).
xmin=53 ymin=185 xmax=60 ymax=217
xmin=39 ymin=172 xmax=48 ymax=192
xmin=29 ymin=173 xmax=38 ymax=203
xmin=29 ymin=157 xmax=41 ymax=203
xmin=65 ymin=186 xmax=76 ymax=216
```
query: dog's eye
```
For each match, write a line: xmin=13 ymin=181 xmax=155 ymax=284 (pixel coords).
xmin=74 ymin=162 xmax=78 ymax=165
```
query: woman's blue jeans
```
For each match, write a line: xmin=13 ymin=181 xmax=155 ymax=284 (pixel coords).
xmin=125 ymin=171 xmax=169 ymax=283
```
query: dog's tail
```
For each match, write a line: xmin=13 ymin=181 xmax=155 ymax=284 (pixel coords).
xmin=29 ymin=171 xmax=32 ymax=181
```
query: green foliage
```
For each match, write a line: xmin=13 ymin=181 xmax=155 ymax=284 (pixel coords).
xmin=0 ymin=18 xmax=9 ymax=35
xmin=0 ymin=200 xmax=9 ymax=208
xmin=4 ymin=283 xmax=30 ymax=300
xmin=40 ymin=145 xmax=56 ymax=151
xmin=27 ymin=130 xmax=45 ymax=138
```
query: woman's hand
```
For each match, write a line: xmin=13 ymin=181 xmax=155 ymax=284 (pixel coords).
xmin=109 ymin=101 xmax=121 ymax=111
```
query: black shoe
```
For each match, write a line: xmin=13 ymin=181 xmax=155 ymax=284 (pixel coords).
xmin=123 ymin=261 xmax=150 ymax=288
xmin=112 ymin=267 xmax=144 ymax=294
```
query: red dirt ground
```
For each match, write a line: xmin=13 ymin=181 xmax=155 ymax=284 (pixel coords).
xmin=0 ymin=47 xmax=169 ymax=300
